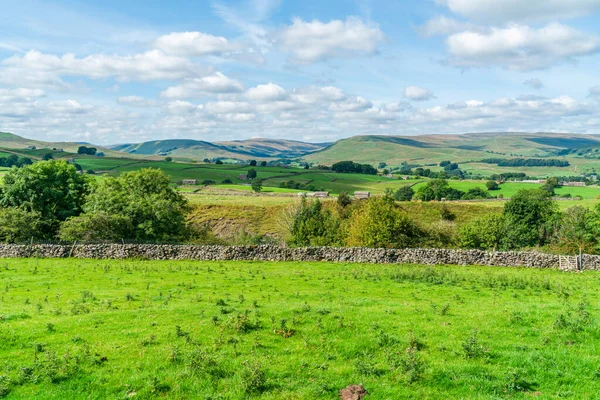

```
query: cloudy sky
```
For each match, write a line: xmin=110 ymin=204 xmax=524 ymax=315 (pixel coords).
xmin=1 ymin=0 xmax=600 ymax=144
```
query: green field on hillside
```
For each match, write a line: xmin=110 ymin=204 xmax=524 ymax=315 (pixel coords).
xmin=2 ymin=259 xmax=600 ymax=399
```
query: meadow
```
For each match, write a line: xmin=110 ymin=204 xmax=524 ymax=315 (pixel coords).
xmin=1 ymin=259 xmax=600 ymax=399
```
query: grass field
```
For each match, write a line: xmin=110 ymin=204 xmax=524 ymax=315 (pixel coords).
xmin=2 ymin=259 xmax=600 ymax=399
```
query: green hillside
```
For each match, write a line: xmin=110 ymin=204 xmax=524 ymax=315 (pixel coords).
xmin=112 ymin=138 xmax=328 ymax=160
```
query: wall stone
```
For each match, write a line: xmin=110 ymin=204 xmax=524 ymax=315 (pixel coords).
xmin=0 ymin=244 xmax=598 ymax=270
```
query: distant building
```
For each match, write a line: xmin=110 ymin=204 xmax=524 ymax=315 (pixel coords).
xmin=314 ymin=191 xmax=330 ymax=198
xmin=66 ymin=158 xmax=75 ymax=163
xmin=182 ymin=179 xmax=198 ymax=185
xmin=354 ymin=191 xmax=370 ymax=200
xmin=27 ymin=145 xmax=36 ymax=150
xmin=55 ymin=148 xmax=64 ymax=152
xmin=239 ymin=174 xmax=248 ymax=180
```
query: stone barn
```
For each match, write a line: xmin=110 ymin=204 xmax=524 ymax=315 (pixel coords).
xmin=182 ymin=179 xmax=198 ymax=185
xmin=354 ymin=191 xmax=370 ymax=200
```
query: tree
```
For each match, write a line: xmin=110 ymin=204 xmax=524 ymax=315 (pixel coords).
xmin=249 ymin=160 xmax=257 ymax=166
xmin=394 ymin=186 xmax=414 ymax=202
xmin=83 ymin=168 xmax=189 ymax=241
xmin=289 ymin=199 xmax=341 ymax=246
xmin=378 ymin=162 xmax=387 ymax=169
xmin=439 ymin=161 xmax=451 ymax=167
xmin=42 ymin=153 xmax=54 ymax=160
xmin=551 ymin=206 xmax=596 ymax=254
xmin=346 ymin=197 xmax=423 ymax=248
xmin=485 ymin=180 xmax=499 ymax=190
xmin=248 ymin=169 xmax=257 ymax=179
xmin=503 ymin=189 xmax=558 ymax=249
xmin=251 ymin=179 xmax=263 ymax=193
xmin=260 ymin=161 xmax=267 ymax=167
xmin=215 ymin=159 xmax=223 ymax=165
xmin=77 ymin=146 xmax=97 ymax=155
xmin=203 ymin=158 xmax=211 ymax=163
xmin=461 ymin=187 xmax=490 ymax=200
xmin=0 ymin=160 xmax=90 ymax=236
xmin=337 ymin=192 xmax=352 ymax=208
xmin=165 ymin=156 xmax=173 ymax=162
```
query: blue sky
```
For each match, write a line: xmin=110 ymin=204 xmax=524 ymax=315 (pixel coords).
xmin=1 ymin=0 xmax=599 ymax=144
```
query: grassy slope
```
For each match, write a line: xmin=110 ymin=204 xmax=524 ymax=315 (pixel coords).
xmin=2 ymin=259 xmax=600 ymax=399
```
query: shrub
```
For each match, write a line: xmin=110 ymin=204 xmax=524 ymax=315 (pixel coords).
xmin=58 ymin=212 xmax=133 ymax=242
xmin=288 ymin=199 xmax=341 ymax=247
xmin=458 ymin=214 xmax=506 ymax=250
xmin=486 ymin=180 xmax=499 ymax=190
xmin=503 ymin=189 xmax=558 ymax=249
xmin=251 ymin=179 xmax=263 ymax=193
xmin=346 ymin=197 xmax=423 ymax=248
xmin=0 ymin=208 xmax=44 ymax=243
xmin=337 ymin=192 xmax=352 ymax=208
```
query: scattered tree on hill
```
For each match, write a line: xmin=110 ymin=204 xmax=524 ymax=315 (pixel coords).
xmin=394 ymin=186 xmax=414 ymax=202
xmin=260 ymin=161 xmax=267 ymax=167
xmin=249 ymin=160 xmax=257 ymax=166
xmin=251 ymin=179 xmax=263 ymax=193
xmin=77 ymin=146 xmax=97 ymax=155
xmin=165 ymin=156 xmax=173 ymax=162
xmin=248 ymin=169 xmax=257 ymax=179
xmin=42 ymin=153 xmax=53 ymax=160
xmin=439 ymin=161 xmax=451 ymax=167
xmin=215 ymin=160 xmax=223 ymax=165
xmin=203 ymin=158 xmax=211 ymax=163
xmin=331 ymin=161 xmax=377 ymax=175
xmin=0 ymin=155 xmax=32 ymax=168
xmin=486 ymin=180 xmax=499 ymax=190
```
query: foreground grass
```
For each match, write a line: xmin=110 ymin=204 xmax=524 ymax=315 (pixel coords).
xmin=2 ymin=259 xmax=600 ymax=399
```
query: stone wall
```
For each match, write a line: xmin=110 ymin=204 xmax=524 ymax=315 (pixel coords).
xmin=0 ymin=244 xmax=598 ymax=271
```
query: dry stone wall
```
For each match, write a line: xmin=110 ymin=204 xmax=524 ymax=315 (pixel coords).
xmin=0 ymin=244 xmax=598 ymax=270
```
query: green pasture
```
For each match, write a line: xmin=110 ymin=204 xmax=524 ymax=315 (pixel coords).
xmin=2 ymin=259 xmax=600 ymax=399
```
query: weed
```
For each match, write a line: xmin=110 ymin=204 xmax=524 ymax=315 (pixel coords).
xmin=462 ymin=329 xmax=486 ymax=359
xmin=241 ymin=360 xmax=267 ymax=393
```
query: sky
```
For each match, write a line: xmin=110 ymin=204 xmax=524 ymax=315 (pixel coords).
xmin=1 ymin=0 xmax=600 ymax=145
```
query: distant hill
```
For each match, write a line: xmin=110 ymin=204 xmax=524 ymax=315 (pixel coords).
xmin=112 ymin=138 xmax=328 ymax=159
xmin=303 ymin=132 xmax=600 ymax=165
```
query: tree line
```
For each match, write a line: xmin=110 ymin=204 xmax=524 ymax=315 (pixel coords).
xmin=480 ymin=158 xmax=570 ymax=167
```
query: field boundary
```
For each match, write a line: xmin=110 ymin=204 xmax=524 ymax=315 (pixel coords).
xmin=0 ymin=244 xmax=597 ymax=270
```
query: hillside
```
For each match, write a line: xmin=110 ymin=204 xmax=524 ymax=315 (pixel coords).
xmin=112 ymin=138 xmax=328 ymax=160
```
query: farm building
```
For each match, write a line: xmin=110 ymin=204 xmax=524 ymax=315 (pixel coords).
xmin=182 ymin=179 xmax=198 ymax=185
xmin=354 ymin=191 xmax=370 ymax=200
xmin=239 ymin=174 xmax=248 ymax=180
xmin=561 ymin=181 xmax=586 ymax=187
xmin=314 ymin=191 xmax=330 ymax=198
xmin=27 ymin=145 xmax=36 ymax=150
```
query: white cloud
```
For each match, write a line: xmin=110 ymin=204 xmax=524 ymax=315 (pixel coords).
xmin=419 ymin=16 xmax=477 ymax=37
xmin=117 ymin=96 xmax=159 ymax=107
xmin=276 ymin=17 xmax=383 ymax=63
xmin=154 ymin=31 xmax=240 ymax=56
xmin=590 ymin=86 xmax=600 ymax=97
xmin=160 ymin=72 xmax=244 ymax=99
xmin=329 ymin=96 xmax=373 ymax=111
xmin=1 ymin=50 xmax=202 ymax=88
xmin=435 ymin=0 xmax=600 ymax=22
xmin=523 ymin=78 xmax=544 ymax=90
xmin=446 ymin=23 xmax=600 ymax=70
xmin=404 ymin=86 xmax=436 ymax=101
xmin=245 ymin=83 xmax=287 ymax=101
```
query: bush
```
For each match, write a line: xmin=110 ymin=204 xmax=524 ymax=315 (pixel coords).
xmin=337 ymin=192 xmax=352 ymax=208
xmin=221 ymin=179 xmax=233 ymax=184
xmin=486 ymin=180 xmax=499 ymax=190
xmin=0 ymin=208 xmax=44 ymax=243
xmin=288 ymin=199 xmax=341 ymax=247
xmin=458 ymin=214 xmax=506 ymax=250
xmin=346 ymin=197 xmax=423 ymax=248
xmin=58 ymin=212 xmax=133 ymax=242
xmin=82 ymin=168 xmax=189 ymax=241
xmin=503 ymin=189 xmax=558 ymax=249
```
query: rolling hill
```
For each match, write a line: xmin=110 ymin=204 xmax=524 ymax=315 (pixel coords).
xmin=112 ymin=138 xmax=328 ymax=160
